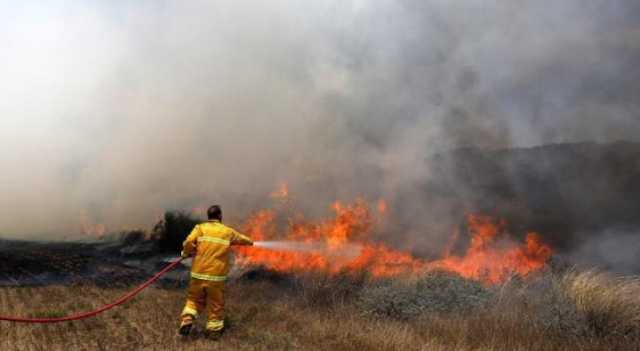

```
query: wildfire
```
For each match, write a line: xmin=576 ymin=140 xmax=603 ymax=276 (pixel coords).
xmin=81 ymin=223 xmax=106 ymax=237
xmin=270 ymin=183 xmax=290 ymax=201
xmin=431 ymin=215 xmax=552 ymax=283
xmin=235 ymin=190 xmax=553 ymax=284
xmin=80 ymin=213 xmax=107 ymax=238
xmin=377 ymin=199 xmax=387 ymax=214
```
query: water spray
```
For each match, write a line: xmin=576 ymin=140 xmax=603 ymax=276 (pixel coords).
xmin=253 ymin=240 xmax=362 ymax=258
xmin=163 ymin=241 xmax=361 ymax=265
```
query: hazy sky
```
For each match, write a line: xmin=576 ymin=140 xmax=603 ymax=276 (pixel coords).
xmin=0 ymin=0 xmax=638 ymax=237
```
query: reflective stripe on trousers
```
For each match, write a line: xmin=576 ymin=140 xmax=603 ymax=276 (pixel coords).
xmin=181 ymin=279 xmax=225 ymax=330
xmin=191 ymin=272 xmax=227 ymax=281
xmin=207 ymin=319 xmax=224 ymax=331
xmin=182 ymin=306 xmax=198 ymax=318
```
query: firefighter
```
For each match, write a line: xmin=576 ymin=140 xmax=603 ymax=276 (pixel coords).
xmin=179 ymin=205 xmax=253 ymax=339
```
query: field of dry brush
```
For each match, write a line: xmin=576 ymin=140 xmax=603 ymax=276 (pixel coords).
xmin=2 ymin=268 xmax=639 ymax=351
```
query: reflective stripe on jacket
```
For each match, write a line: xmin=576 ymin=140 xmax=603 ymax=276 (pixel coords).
xmin=182 ymin=220 xmax=253 ymax=280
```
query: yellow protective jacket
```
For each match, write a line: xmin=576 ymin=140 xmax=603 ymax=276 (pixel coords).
xmin=181 ymin=220 xmax=253 ymax=282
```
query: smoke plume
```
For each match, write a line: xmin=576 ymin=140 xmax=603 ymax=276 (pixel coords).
xmin=1 ymin=0 xmax=639 ymax=264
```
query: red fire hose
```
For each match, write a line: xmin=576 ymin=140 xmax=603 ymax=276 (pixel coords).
xmin=0 ymin=257 xmax=185 ymax=324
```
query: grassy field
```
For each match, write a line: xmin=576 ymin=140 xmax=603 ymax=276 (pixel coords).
xmin=1 ymin=270 xmax=639 ymax=351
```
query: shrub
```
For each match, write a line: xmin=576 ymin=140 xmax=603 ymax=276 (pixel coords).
xmin=236 ymin=268 xmax=368 ymax=307
xmin=496 ymin=272 xmax=591 ymax=338
xmin=153 ymin=211 xmax=201 ymax=252
xmin=294 ymin=271 xmax=368 ymax=307
xmin=118 ymin=230 xmax=147 ymax=246
xmin=492 ymin=269 xmax=640 ymax=340
xmin=357 ymin=271 xmax=492 ymax=320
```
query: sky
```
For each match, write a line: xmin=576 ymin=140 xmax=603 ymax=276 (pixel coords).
xmin=0 ymin=0 xmax=639 ymax=237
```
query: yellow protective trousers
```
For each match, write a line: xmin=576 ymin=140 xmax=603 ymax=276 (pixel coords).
xmin=181 ymin=278 xmax=225 ymax=331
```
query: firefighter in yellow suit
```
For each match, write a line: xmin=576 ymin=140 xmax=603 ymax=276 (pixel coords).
xmin=179 ymin=205 xmax=253 ymax=338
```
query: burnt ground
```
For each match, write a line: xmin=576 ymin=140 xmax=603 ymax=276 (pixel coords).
xmin=0 ymin=239 xmax=190 ymax=288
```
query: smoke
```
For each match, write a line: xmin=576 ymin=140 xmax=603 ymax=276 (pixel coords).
xmin=566 ymin=228 xmax=640 ymax=275
xmin=0 ymin=0 xmax=639 ymax=249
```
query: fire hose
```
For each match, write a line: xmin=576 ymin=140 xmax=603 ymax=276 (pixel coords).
xmin=0 ymin=257 xmax=185 ymax=324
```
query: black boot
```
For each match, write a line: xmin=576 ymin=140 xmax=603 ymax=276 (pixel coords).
xmin=205 ymin=329 xmax=223 ymax=341
xmin=179 ymin=322 xmax=193 ymax=336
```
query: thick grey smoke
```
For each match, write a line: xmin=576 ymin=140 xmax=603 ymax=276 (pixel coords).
xmin=567 ymin=228 xmax=640 ymax=275
xmin=0 ymin=1 xmax=639 ymax=241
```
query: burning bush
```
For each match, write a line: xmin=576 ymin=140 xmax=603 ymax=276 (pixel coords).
xmin=235 ymin=198 xmax=552 ymax=284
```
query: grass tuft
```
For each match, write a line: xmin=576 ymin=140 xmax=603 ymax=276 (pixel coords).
xmin=562 ymin=270 xmax=640 ymax=338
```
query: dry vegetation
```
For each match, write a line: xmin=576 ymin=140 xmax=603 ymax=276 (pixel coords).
xmin=1 ymin=268 xmax=639 ymax=351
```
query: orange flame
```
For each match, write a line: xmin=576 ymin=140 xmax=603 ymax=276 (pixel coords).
xmin=377 ymin=199 xmax=387 ymax=214
xmin=235 ymin=192 xmax=552 ymax=284
xmin=81 ymin=222 xmax=107 ymax=238
xmin=270 ymin=183 xmax=289 ymax=201
xmin=431 ymin=215 xmax=552 ymax=283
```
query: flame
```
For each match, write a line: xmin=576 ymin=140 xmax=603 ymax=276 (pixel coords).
xmin=377 ymin=199 xmax=387 ymax=214
xmin=270 ymin=183 xmax=289 ymax=200
xmin=80 ymin=222 xmax=107 ymax=238
xmin=431 ymin=215 xmax=552 ymax=283
xmin=78 ymin=211 xmax=107 ymax=237
xmin=235 ymin=193 xmax=553 ymax=284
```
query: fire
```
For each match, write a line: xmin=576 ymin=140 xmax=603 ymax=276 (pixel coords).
xmin=270 ymin=183 xmax=289 ymax=201
xmin=431 ymin=215 xmax=552 ymax=283
xmin=377 ymin=199 xmax=387 ymax=214
xmin=81 ymin=223 xmax=107 ymax=238
xmin=234 ymin=192 xmax=553 ymax=284
xmin=80 ymin=213 xmax=107 ymax=238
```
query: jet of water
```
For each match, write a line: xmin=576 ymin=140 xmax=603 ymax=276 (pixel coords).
xmin=253 ymin=240 xmax=362 ymax=258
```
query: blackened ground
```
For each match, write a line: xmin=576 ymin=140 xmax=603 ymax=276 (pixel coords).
xmin=0 ymin=239 xmax=189 ymax=288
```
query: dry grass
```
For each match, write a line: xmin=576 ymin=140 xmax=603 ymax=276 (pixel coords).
xmin=1 ymin=270 xmax=639 ymax=351
xmin=562 ymin=271 xmax=640 ymax=339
